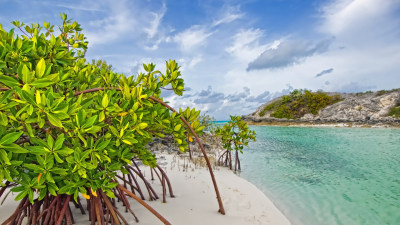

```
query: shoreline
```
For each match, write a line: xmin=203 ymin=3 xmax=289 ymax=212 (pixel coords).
xmin=0 ymin=153 xmax=291 ymax=225
xmin=245 ymin=120 xmax=400 ymax=128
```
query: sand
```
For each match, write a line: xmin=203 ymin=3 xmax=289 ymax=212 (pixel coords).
xmin=0 ymin=153 xmax=291 ymax=225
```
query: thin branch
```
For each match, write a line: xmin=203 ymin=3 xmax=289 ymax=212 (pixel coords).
xmin=17 ymin=26 xmax=31 ymax=38
xmin=160 ymin=87 xmax=174 ymax=91
xmin=73 ymin=87 xmax=120 ymax=96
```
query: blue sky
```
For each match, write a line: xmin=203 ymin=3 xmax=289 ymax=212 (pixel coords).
xmin=1 ymin=0 xmax=400 ymax=119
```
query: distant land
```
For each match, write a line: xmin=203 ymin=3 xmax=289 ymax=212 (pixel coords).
xmin=243 ymin=89 xmax=400 ymax=127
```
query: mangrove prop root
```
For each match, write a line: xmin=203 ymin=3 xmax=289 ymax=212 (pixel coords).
xmin=1 ymin=189 xmax=11 ymax=205
xmin=151 ymin=168 xmax=166 ymax=202
xmin=157 ymin=165 xmax=175 ymax=198
xmin=113 ymin=184 xmax=139 ymax=222
xmin=118 ymin=184 xmax=172 ymax=225
xmin=99 ymin=191 xmax=120 ymax=225
xmin=236 ymin=150 xmax=241 ymax=171
xmin=2 ymin=196 xmax=29 ymax=225
xmin=218 ymin=151 xmax=228 ymax=166
xmin=126 ymin=165 xmax=146 ymax=200
xmin=0 ymin=181 xmax=10 ymax=199
xmin=128 ymin=164 xmax=158 ymax=200
xmin=149 ymin=96 xmax=226 ymax=215
xmin=55 ymin=195 xmax=71 ymax=225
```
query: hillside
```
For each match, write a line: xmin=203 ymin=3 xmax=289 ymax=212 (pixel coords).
xmin=243 ymin=89 xmax=400 ymax=126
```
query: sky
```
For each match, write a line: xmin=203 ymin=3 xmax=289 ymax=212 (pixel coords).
xmin=1 ymin=0 xmax=399 ymax=120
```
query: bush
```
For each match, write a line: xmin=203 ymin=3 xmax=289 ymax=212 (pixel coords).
xmin=388 ymin=106 xmax=400 ymax=118
xmin=0 ymin=13 xmax=221 ymax=224
xmin=376 ymin=90 xmax=390 ymax=96
xmin=214 ymin=116 xmax=256 ymax=171
xmin=258 ymin=90 xmax=343 ymax=119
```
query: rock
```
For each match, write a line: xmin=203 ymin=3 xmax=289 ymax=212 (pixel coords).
xmin=243 ymin=90 xmax=400 ymax=126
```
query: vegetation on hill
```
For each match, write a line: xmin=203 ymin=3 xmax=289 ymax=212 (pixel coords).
xmin=388 ymin=105 xmax=400 ymax=118
xmin=258 ymin=89 xmax=343 ymax=119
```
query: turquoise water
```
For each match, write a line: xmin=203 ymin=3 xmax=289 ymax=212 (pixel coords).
xmin=239 ymin=126 xmax=400 ymax=225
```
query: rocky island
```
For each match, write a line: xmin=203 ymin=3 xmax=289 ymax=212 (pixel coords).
xmin=243 ymin=89 xmax=400 ymax=127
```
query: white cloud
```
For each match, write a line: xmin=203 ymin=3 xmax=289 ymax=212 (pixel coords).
xmin=320 ymin=0 xmax=400 ymax=43
xmin=212 ymin=5 xmax=244 ymax=27
xmin=173 ymin=25 xmax=213 ymax=51
xmin=225 ymin=28 xmax=268 ymax=63
xmin=313 ymin=0 xmax=400 ymax=91
xmin=187 ymin=55 xmax=203 ymax=69
xmin=85 ymin=0 xmax=136 ymax=46
xmin=143 ymin=3 xmax=166 ymax=39
xmin=55 ymin=1 xmax=104 ymax=12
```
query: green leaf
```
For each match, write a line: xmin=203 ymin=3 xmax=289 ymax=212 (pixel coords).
xmin=15 ymin=189 xmax=28 ymax=201
xmin=57 ymin=147 xmax=74 ymax=156
xmin=48 ymin=183 xmax=58 ymax=195
xmin=3 ymin=144 xmax=29 ymax=153
xmin=0 ymin=149 xmax=11 ymax=165
xmin=38 ymin=187 xmax=47 ymax=200
xmin=0 ymin=61 xmax=6 ymax=69
xmin=21 ymin=90 xmax=36 ymax=105
xmin=0 ymin=75 xmax=20 ymax=87
xmin=24 ymin=164 xmax=43 ymax=171
xmin=21 ymin=64 xmax=30 ymax=84
xmin=27 ymin=146 xmax=49 ymax=155
xmin=54 ymin=134 xmax=65 ymax=150
xmin=46 ymin=172 xmax=55 ymax=183
xmin=54 ymin=153 xmax=63 ymax=163
xmin=138 ymin=123 xmax=148 ymax=129
xmin=106 ymin=190 xmax=116 ymax=198
xmin=10 ymin=186 xmax=25 ymax=192
xmin=121 ymin=139 xmax=132 ymax=145
xmin=82 ymin=115 xmax=97 ymax=129
xmin=96 ymin=139 xmax=110 ymax=150
xmin=102 ymin=94 xmax=109 ymax=108
xmin=174 ymin=124 xmax=182 ymax=132
xmin=28 ymin=189 xmax=34 ymax=203
xmin=0 ymin=131 xmax=23 ymax=145
xmin=99 ymin=111 xmax=105 ymax=122
xmin=46 ymin=112 xmax=63 ymax=128
xmin=30 ymin=78 xmax=54 ymax=88
xmin=36 ymin=58 xmax=46 ymax=78
xmin=85 ymin=126 xmax=102 ymax=134
xmin=47 ymin=134 xmax=54 ymax=149
xmin=0 ymin=113 xmax=10 ymax=126
xmin=3 ymin=168 xmax=12 ymax=181
xmin=51 ymin=168 xmax=67 ymax=175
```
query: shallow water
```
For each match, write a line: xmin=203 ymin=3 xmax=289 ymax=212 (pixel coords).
xmin=239 ymin=126 xmax=400 ymax=225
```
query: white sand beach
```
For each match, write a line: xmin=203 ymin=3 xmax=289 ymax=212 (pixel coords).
xmin=0 ymin=153 xmax=291 ymax=225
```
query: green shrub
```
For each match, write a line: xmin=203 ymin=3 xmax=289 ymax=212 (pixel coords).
xmin=258 ymin=90 xmax=343 ymax=119
xmin=388 ymin=106 xmax=400 ymax=118
xmin=258 ymin=101 xmax=279 ymax=116
xmin=214 ymin=116 xmax=256 ymax=171
xmin=376 ymin=90 xmax=390 ymax=96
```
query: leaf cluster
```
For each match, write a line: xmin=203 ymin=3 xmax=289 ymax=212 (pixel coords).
xmin=0 ymin=14 xmax=204 ymax=203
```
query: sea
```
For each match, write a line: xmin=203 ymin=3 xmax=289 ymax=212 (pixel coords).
xmin=234 ymin=126 xmax=400 ymax=225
